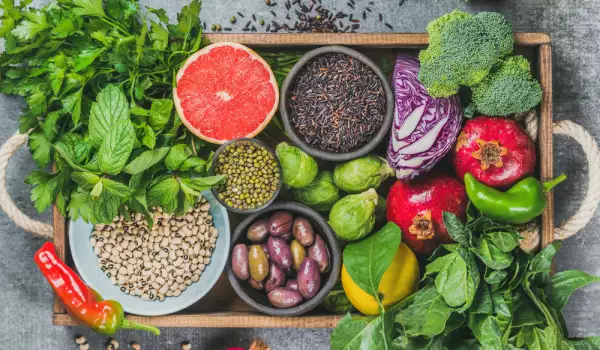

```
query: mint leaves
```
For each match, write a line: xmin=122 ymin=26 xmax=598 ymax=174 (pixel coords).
xmin=0 ymin=0 xmax=227 ymax=224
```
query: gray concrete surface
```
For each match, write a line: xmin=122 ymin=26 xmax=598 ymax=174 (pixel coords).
xmin=1 ymin=0 xmax=600 ymax=349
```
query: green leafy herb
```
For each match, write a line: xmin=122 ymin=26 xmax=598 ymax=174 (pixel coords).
xmin=0 ymin=0 xmax=224 ymax=224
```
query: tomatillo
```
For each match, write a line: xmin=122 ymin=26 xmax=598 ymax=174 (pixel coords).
xmin=341 ymin=243 xmax=420 ymax=316
xmin=464 ymin=172 xmax=567 ymax=224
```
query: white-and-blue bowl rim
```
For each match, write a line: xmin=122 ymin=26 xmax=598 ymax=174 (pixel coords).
xmin=68 ymin=190 xmax=230 ymax=316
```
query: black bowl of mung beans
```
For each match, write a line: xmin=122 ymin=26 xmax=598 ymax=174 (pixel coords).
xmin=211 ymin=138 xmax=282 ymax=214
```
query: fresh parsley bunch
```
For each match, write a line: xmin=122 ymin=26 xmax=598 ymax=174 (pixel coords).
xmin=331 ymin=204 xmax=600 ymax=349
xmin=0 ymin=0 xmax=226 ymax=224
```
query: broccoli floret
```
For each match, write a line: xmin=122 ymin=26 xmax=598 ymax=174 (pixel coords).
xmin=419 ymin=10 xmax=514 ymax=97
xmin=471 ymin=55 xmax=542 ymax=116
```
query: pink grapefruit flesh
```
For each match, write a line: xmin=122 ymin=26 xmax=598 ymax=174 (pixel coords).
xmin=174 ymin=42 xmax=279 ymax=144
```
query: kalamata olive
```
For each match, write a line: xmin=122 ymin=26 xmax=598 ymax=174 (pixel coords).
xmin=308 ymin=234 xmax=330 ymax=273
xmin=267 ymin=287 xmax=304 ymax=309
xmin=290 ymin=240 xmax=306 ymax=270
xmin=248 ymin=245 xmax=269 ymax=281
xmin=264 ymin=262 xmax=286 ymax=293
xmin=280 ymin=231 xmax=293 ymax=243
xmin=268 ymin=211 xmax=293 ymax=236
xmin=231 ymin=244 xmax=249 ymax=280
xmin=267 ymin=236 xmax=293 ymax=270
xmin=285 ymin=279 xmax=299 ymax=291
xmin=297 ymin=258 xmax=321 ymax=299
xmin=247 ymin=219 xmax=269 ymax=242
xmin=293 ymin=217 xmax=315 ymax=246
xmin=248 ymin=278 xmax=264 ymax=291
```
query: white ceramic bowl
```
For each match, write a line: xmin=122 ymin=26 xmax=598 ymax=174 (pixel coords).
xmin=69 ymin=191 xmax=230 ymax=316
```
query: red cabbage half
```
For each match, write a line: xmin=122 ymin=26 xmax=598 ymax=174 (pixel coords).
xmin=387 ymin=54 xmax=463 ymax=180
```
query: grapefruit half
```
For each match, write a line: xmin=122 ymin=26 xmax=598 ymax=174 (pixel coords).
xmin=174 ymin=42 xmax=279 ymax=144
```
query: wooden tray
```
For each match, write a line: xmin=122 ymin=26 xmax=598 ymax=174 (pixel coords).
xmin=52 ymin=33 xmax=554 ymax=329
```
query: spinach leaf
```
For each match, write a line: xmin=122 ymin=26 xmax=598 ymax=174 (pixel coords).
xmin=435 ymin=252 xmax=470 ymax=308
xmin=343 ymin=222 xmax=401 ymax=298
xmin=550 ymin=270 xmax=600 ymax=313
xmin=423 ymin=253 xmax=455 ymax=280
xmin=472 ymin=237 xmax=513 ymax=270
xmin=471 ymin=285 xmax=493 ymax=315
xmin=396 ymin=285 xmax=453 ymax=337
xmin=443 ymin=211 xmax=471 ymax=246
xmin=485 ymin=230 xmax=522 ymax=253
xmin=512 ymin=296 xmax=545 ymax=328
xmin=468 ymin=314 xmax=503 ymax=350
xmin=98 ymin=119 xmax=135 ymax=175
xmin=484 ymin=268 xmax=508 ymax=285
xmin=330 ymin=310 xmax=396 ymax=350
xmin=89 ymin=84 xmax=130 ymax=147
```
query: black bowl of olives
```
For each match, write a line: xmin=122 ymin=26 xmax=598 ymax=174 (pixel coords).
xmin=211 ymin=138 xmax=283 ymax=214
xmin=227 ymin=202 xmax=341 ymax=316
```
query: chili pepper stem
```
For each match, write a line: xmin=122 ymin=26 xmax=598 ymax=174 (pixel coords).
xmin=120 ymin=319 xmax=161 ymax=335
xmin=543 ymin=173 xmax=567 ymax=192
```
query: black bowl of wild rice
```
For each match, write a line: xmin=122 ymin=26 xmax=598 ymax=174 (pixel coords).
xmin=280 ymin=45 xmax=394 ymax=162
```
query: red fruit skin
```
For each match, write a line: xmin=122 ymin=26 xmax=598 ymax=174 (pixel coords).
xmin=452 ymin=116 xmax=536 ymax=189
xmin=386 ymin=173 xmax=468 ymax=255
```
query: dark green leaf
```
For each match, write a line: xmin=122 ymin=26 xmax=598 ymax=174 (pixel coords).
xmin=142 ymin=125 xmax=156 ymax=149
xmin=101 ymin=178 xmax=134 ymax=198
xmin=468 ymin=314 xmax=503 ymax=350
xmin=423 ymin=252 xmax=456 ymax=280
xmin=484 ymin=268 xmax=508 ymax=285
xmin=71 ymin=0 xmax=105 ymax=17
xmin=179 ymin=175 xmax=227 ymax=191
xmin=512 ymin=296 xmax=545 ymax=328
xmin=331 ymin=312 xmax=395 ymax=350
xmin=25 ymin=170 xmax=63 ymax=213
xmin=396 ymin=285 xmax=453 ymax=337
xmin=123 ymin=147 xmax=170 ymax=175
xmin=89 ymin=84 xmax=130 ymax=147
xmin=67 ymin=189 xmax=96 ymax=223
xmin=150 ymin=20 xmax=168 ymax=50
xmin=435 ymin=252 xmax=470 ymax=308
xmin=98 ymin=119 xmax=135 ymax=175
xmin=443 ymin=211 xmax=471 ymax=246
xmin=165 ymin=144 xmax=193 ymax=171
xmin=11 ymin=11 xmax=49 ymax=40
xmin=71 ymin=171 xmax=100 ymax=190
xmin=147 ymin=175 xmax=179 ymax=212
xmin=485 ymin=230 xmax=522 ymax=253
xmin=550 ymin=270 xmax=600 ymax=313
xmin=472 ymin=237 xmax=513 ymax=270
xmin=91 ymin=192 xmax=120 ymax=223
xmin=149 ymin=99 xmax=173 ymax=130
xmin=471 ymin=284 xmax=493 ymax=315
xmin=179 ymin=157 xmax=206 ymax=172
xmin=73 ymin=46 xmax=105 ymax=72
xmin=62 ymin=88 xmax=83 ymax=125
xmin=343 ymin=222 xmax=402 ymax=298
xmin=42 ymin=111 xmax=60 ymax=142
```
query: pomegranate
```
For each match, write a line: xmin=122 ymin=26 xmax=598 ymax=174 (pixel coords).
xmin=386 ymin=172 xmax=468 ymax=255
xmin=452 ymin=116 xmax=536 ymax=189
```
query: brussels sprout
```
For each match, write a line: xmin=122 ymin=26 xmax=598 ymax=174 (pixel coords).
xmin=328 ymin=188 xmax=378 ymax=241
xmin=333 ymin=155 xmax=395 ymax=193
xmin=322 ymin=289 xmax=353 ymax=313
xmin=292 ymin=171 xmax=341 ymax=211
xmin=275 ymin=142 xmax=318 ymax=188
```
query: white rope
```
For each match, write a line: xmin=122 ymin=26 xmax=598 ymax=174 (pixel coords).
xmin=519 ymin=116 xmax=600 ymax=252
xmin=0 ymin=132 xmax=53 ymax=240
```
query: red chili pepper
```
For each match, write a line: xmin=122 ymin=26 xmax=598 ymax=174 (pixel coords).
xmin=34 ymin=242 xmax=160 ymax=335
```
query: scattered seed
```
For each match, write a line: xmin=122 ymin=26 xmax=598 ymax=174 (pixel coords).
xmin=399 ymin=0 xmax=405 ymax=5
xmin=379 ymin=13 xmax=383 ymax=22
xmin=351 ymin=23 xmax=360 ymax=29
xmin=362 ymin=11 xmax=366 ymax=20
xmin=237 ymin=12 xmax=245 ymax=18
xmin=74 ymin=335 xmax=86 ymax=345
xmin=260 ymin=19 xmax=265 ymax=25
xmin=266 ymin=24 xmax=271 ymax=31
xmin=230 ymin=16 xmax=236 ymax=24
xmin=130 ymin=342 xmax=141 ymax=350
xmin=181 ymin=341 xmax=192 ymax=350
xmin=347 ymin=2 xmax=354 ymax=9
xmin=252 ymin=14 xmax=256 ymax=21
xmin=224 ymin=27 xmax=232 ymax=31
xmin=270 ymin=10 xmax=277 ymax=17
xmin=385 ymin=22 xmax=393 ymax=30
xmin=266 ymin=0 xmax=271 ymax=4
xmin=80 ymin=344 xmax=90 ymax=350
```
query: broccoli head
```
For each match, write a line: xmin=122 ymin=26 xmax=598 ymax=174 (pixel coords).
xmin=419 ymin=10 xmax=514 ymax=97
xmin=471 ymin=55 xmax=542 ymax=116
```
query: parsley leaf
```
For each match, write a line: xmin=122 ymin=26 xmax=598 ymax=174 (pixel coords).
xmin=28 ymin=132 xmax=53 ymax=168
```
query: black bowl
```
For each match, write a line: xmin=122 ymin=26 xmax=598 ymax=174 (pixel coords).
xmin=227 ymin=202 xmax=341 ymax=316
xmin=279 ymin=45 xmax=394 ymax=162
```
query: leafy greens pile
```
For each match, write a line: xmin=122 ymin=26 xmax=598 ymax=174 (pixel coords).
xmin=0 ymin=0 xmax=228 ymax=224
xmin=331 ymin=204 xmax=600 ymax=349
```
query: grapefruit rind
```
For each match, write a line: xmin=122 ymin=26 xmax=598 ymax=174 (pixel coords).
xmin=174 ymin=42 xmax=279 ymax=144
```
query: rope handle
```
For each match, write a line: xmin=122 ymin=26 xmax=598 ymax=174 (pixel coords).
xmin=0 ymin=132 xmax=53 ymax=240
xmin=519 ymin=119 xmax=600 ymax=252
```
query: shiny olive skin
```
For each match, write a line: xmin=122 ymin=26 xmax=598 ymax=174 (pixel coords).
xmin=260 ymin=243 xmax=270 ymax=260
xmin=268 ymin=211 xmax=293 ymax=236
xmin=307 ymin=234 xmax=330 ymax=273
xmin=293 ymin=217 xmax=315 ymax=246
xmin=285 ymin=279 xmax=299 ymax=291
xmin=231 ymin=243 xmax=250 ymax=280
xmin=290 ymin=240 xmax=306 ymax=271
xmin=280 ymin=231 xmax=293 ymax=243
xmin=247 ymin=219 xmax=269 ymax=242
xmin=267 ymin=236 xmax=293 ymax=270
xmin=297 ymin=258 xmax=321 ymax=299
xmin=264 ymin=262 xmax=287 ymax=293
xmin=268 ymin=287 xmax=304 ymax=308
xmin=248 ymin=278 xmax=264 ymax=291
xmin=248 ymin=245 xmax=269 ymax=282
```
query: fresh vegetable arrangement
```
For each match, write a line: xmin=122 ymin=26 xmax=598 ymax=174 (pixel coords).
xmin=0 ymin=0 xmax=597 ymax=344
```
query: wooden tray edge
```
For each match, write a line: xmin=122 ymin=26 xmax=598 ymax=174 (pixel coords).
xmin=51 ymin=34 xmax=555 ymax=328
